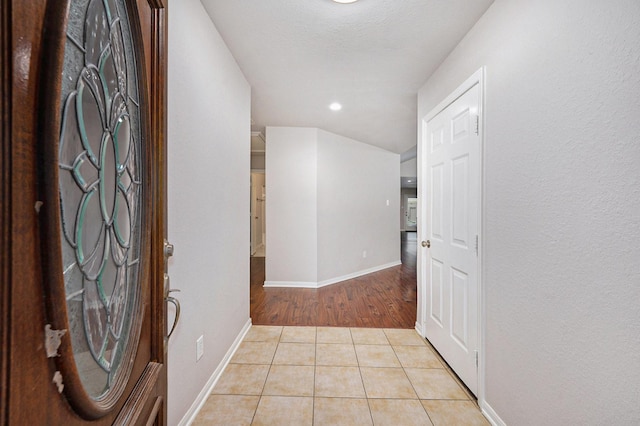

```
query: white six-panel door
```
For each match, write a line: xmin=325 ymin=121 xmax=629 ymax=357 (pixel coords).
xmin=421 ymin=82 xmax=481 ymax=395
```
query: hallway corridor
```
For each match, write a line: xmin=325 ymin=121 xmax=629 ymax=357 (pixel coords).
xmin=192 ymin=233 xmax=489 ymax=424
xmin=193 ymin=326 xmax=488 ymax=425
xmin=250 ymin=232 xmax=418 ymax=328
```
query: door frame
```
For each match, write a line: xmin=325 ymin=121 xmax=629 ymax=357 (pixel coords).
xmin=416 ymin=67 xmax=486 ymax=403
xmin=1 ymin=1 xmax=10 ymax=421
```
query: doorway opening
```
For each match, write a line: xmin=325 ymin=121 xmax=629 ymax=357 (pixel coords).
xmin=250 ymin=172 xmax=266 ymax=257
xmin=401 ymin=187 xmax=418 ymax=232
xmin=251 ymin=131 xmax=266 ymax=258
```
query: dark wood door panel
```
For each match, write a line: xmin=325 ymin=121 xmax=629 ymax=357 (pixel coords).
xmin=1 ymin=0 xmax=167 ymax=424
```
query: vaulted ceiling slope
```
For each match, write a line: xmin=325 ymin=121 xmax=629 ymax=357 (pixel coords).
xmin=201 ymin=0 xmax=493 ymax=154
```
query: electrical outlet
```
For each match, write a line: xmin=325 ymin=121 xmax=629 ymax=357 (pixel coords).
xmin=362 ymin=250 xmax=367 ymax=258
xmin=196 ymin=335 xmax=204 ymax=361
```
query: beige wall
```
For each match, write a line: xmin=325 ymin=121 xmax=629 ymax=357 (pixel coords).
xmin=265 ymin=127 xmax=400 ymax=287
xmin=418 ymin=0 xmax=640 ymax=424
xmin=168 ymin=0 xmax=251 ymax=423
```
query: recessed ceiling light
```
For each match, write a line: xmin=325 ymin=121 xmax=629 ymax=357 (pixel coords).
xmin=332 ymin=0 xmax=359 ymax=3
xmin=329 ymin=102 xmax=342 ymax=111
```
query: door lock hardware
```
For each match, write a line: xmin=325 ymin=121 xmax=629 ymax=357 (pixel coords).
xmin=164 ymin=240 xmax=174 ymax=258
xmin=165 ymin=284 xmax=181 ymax=339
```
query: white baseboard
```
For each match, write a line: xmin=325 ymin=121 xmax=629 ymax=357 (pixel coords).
xmin=414 ymin=321 xmax=424 ymax=337
xmin=316 ymin=261 xmax=402 ymax=288
xmin=264 ymin=261 xmax=402 ymax=289
xmin=178 ymin=318 xmax=252 ymax=426
xmin=263 ymin=280 xmax=317 ymax=288
xmin=480 ymin=400 xmax=507 ymax=426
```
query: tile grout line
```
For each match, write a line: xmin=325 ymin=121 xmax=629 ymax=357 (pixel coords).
xmin=422 ymin=336 xmax=477 ymax=402
xmin=388 ymin=337 xmax=436 ymax=425
xmin=198 ymin=327 xmax=487 ymax=424
xmin=312 ymin=326 xmax=317 ymax=425
xmin=352 ymin=328 xmax=376 ymax=426
xmin=249 ymin=326 xmax=282 ymax=425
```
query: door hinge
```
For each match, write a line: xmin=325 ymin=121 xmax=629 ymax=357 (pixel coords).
xmin=475 ymin=350 xmax=479 ymax=368
xmin=474 ymin=115 xmax=480 ymax=135
xmin=475 ymin=235 xmax=478 ymax=255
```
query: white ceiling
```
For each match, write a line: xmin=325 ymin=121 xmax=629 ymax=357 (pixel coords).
xmin=201 ymin=0 xmax=493 ymax=154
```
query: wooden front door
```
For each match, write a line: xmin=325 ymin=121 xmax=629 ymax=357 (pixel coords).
xmin=1 ymin=0 xmax=168 ymax=424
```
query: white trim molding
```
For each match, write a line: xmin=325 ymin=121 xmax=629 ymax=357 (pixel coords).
xmin=264 ymin=261 xmax=402 ymax=289
xmin=263 ymin=280 xmax=318 ymax=288
xmin=178 ymin=318 xmax=252 ymax=426
xmin=317 ymin=261 xmax=401 ymax=288
xmin=480 ymin=400 xmax=507 ymax=426
xmin=251 ymin=130 xmax=265 ymax=142
xmin=414 ymin=321 xmax=424 ymax=336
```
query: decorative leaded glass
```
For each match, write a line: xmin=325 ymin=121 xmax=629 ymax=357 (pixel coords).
xmin=58 ymin=0 xmax=143 ymax=399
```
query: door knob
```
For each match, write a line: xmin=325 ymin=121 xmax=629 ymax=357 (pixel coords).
xmin=421 ymin=240 xmax=431 ymax=248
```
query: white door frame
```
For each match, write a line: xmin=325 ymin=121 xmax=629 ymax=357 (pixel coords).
xmin=416 ymin=67 xmax=485 ymax=402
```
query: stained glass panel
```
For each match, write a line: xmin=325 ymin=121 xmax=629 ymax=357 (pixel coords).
xmin=59 ymin=0 xmax=142 ymax=400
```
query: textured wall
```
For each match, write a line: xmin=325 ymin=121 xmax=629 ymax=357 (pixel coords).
xmin=400 ymin=157 xmax=417 ymax=177
xmin=265 ymin=127 xmax=319 ymax=285
xmin=265 ymin=127 xmax=400 ymax=287
xmin=167 ymin=0 xmax=251 ymax=423
xmin=418 ymin=0 xmax=640 ymax=424
xmin=316 ymin=129 xmax=400 ymax=282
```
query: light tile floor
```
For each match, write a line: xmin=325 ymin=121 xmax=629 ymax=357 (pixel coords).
xmin=193 ymin=326 xmax=490 ymax=426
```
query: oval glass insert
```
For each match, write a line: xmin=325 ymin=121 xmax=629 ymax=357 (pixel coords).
xmin=58 ymin=0 xmax=143 ymax=400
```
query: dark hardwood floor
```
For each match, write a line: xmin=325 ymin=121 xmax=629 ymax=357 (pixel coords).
xmin=250 ymin=232 xmax=417 ymax=328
